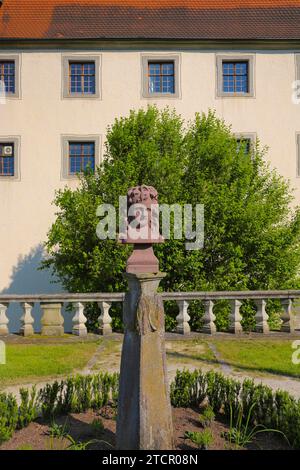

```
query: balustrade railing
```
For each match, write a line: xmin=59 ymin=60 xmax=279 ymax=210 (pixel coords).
xmin=0 ymin=290 xmax=299 ymax=337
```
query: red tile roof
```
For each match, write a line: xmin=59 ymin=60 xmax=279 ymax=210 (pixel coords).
xmin=1 ymin=1 xmax=300 ymax=40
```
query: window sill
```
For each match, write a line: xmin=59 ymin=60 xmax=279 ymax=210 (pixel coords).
xmin=217 ymin=92 xmax=255 ymax=98
xmin=62 ymin=93 xmax=100 ymax=100
xmin=142 ymin=93 xmax=180 ymax=99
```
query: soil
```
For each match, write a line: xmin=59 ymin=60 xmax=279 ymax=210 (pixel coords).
xmin=0 ymin=405 xmax=290 ymax=451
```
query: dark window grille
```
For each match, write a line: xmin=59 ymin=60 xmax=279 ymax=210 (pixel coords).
xmin=0 ymin=143 xmax=14 ymax=176
xmin=0 ymin=61 xmax=15 ymax=94
xmin=148 ymin=62 xmax=175 ymax=94
xmin=223 ymin=61 xmax=249 ymax=93
xmin=69 ymin=142 xmax=95 ymax=175
xmin=236 ymin=138 xmax=251 ymax=155
xmin=69 ymin=62 xmax=96 ymax=95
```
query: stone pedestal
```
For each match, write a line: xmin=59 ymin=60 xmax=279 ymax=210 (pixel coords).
xmin=116 ymin=273 xmax=173 ymax=450
xmin=41 ymin=303 xmax=64 ymax=336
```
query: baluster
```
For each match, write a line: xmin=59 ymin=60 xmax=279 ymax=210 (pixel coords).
xmin=0 ymin=303 xmax=9 ymax=336
xmin=254 ymin=299 xmax=269 ymax=333
xmin=280 ymin=299 xmax=294 ymax=333
xmin=20 ymin=302 xmax=34 ymax=336
xmin=175 ymin=300 xmax=190 ymax=335
xmin=201 ymin=300 xmax=216 ymax=334
xmin=98 ymin=301 xmax=112 ymax=335
xmin=72 ymin=302 xmax=87 ymax=337
xmin=229 ymin=299 xmax=243 ymax=334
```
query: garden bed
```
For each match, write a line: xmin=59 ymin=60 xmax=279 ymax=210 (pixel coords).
xmin=0 ymin=405 xmax=289 ymax=451
xmin=0 ymin=369 xmax=299 ymax=450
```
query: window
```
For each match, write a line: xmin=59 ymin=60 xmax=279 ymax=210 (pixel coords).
xmin=69 ymin=142 xmax=95 ymax=175
xmin=0 ymin=55 xmax=20 ymax=98
xmin=148 ymin=62 xmax=175 ymax=94
xmin=0 ymin=61 xmax=15 ymax=94
xmin=62 ymin=55 xmax=101 ymax=99
xmin=0 ymin=137 xmax=20 ymax=180
xmin=61 ymin=135 xmax=100 ymax=179
xmin=69 ymin=62 xmax=95 ymax=95
xmin=216 ymin=55 xmax=255 ymax=97
xmin=236 ymin=138 xmax=251 ymax=155
xmin=223 ymin=62 xmax=248 ymax=93
xmin=235 ymin=133 xmax=256 ymax=156
xmin=0 ymin=142 xmax=14 ymax=176
xmin=141 ymin=54 xmax=181 ymax=98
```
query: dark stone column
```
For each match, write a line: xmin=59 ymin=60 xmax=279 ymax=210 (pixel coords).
xmin=116 ymin=272 xmax=173 ymax=450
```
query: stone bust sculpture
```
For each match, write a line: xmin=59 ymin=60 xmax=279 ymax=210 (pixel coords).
xmin=125 ymin=185 xmax=161 ymax=244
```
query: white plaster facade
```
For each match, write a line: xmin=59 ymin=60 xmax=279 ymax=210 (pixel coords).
xmin=1 ymin=46 xmax=300 ymax=295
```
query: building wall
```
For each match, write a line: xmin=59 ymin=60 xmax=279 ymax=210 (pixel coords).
xmin=1 ymin=47 xmax=300 ymax=296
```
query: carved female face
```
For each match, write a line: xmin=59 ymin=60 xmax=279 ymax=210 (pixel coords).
xmin=128 ymin=187 xmax=141 ymax=205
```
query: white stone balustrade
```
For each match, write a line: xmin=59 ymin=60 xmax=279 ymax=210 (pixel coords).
xmin=0 ymin=291 xmax=299 ymax=336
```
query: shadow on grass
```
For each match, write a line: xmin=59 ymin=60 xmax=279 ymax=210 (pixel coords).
xmin=166 ymin=350 xmax=300 ymax=380
xmin=167 ymin=350 xmax=220 ymax=367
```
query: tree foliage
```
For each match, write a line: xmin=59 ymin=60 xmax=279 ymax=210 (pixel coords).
xmin=42 ymin=107 xmax=300 ymax=330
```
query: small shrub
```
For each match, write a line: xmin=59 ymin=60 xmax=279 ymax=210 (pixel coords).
xmin=39 ymin=381 xmax=63 ymax=419
xmin=65 ymin=435 xmax=96 ymax=451
xmin=0 ymin=392 xmax=18 ymax=443
xmin=48 ymin=420 xmax=69 ymax=439
xmin=185 ymin=430 xmax=213 ymax=450
xmin=18 ymin=387 xmax=39 ymax=429
xmin=199 ymin=406 xmax=215 ymax=428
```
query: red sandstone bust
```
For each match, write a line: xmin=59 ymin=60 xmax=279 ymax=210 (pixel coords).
xmin=122 ymin=185 xmax=162 ymax=244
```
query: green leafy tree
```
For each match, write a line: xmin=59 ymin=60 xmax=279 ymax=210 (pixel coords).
xmin=42 ymin=107 xmax=300 ymax=331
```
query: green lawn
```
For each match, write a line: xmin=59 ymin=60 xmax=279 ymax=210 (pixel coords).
xmin=0 ymin=341 xmax=100 ymax=388
xmin=166 ymin=340 xmax=217 ymax=366
xmin=211 ymin=339 xmax=300 ymax=378
xmin=0 ymin=337 xmax=299 ymax=389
